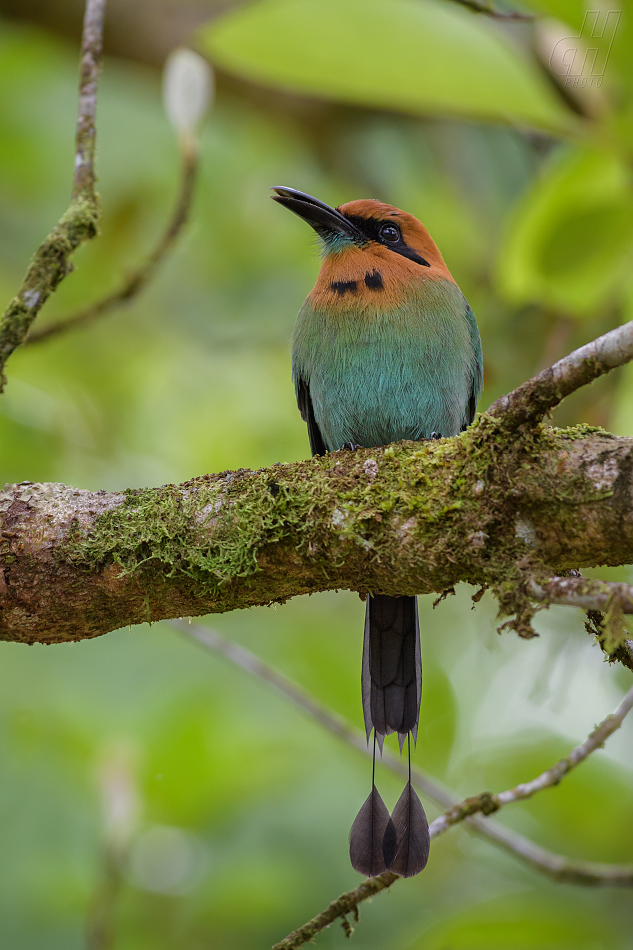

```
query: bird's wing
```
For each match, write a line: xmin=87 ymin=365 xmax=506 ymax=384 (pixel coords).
xmin=466 ymin=380 xmax=478 ymax=428
xmin=464 ymin=303 xmax=484 ymax=429
xmin=296 ymin=377 xmax=327 ymax=457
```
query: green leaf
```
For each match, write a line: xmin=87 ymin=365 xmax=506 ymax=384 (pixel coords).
xmin=200 ymin=0 xmax=573 ymax=131
xmin=496 ymin=145 xmax=633 ymax=314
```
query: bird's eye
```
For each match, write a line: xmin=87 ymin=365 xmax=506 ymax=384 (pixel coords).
xmin=379 ymin=224 xmax=400 ymax=243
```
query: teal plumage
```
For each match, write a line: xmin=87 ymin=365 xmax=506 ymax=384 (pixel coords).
xmin=272 ymin=187 xmax=483 ymax=879
xmin=293 ymin=282 xmax=482 ymax=450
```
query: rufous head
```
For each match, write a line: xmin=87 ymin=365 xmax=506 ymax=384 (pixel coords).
xmin=271 ymin=187 xmax=455 ymax=309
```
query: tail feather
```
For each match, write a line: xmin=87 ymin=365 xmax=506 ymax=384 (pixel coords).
xmin=355 ymin=594 xmax=428 ymax=880
xmin=349 ymin=784 xmax=395 ymax=877
xmin=389 ymin=780 xmax=430 ymax=877
xmin=362 ymin=594 xmax=421 ymax=742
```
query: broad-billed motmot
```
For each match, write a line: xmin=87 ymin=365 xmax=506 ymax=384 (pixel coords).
xmin=272 ymin=186 xmax=483 ymax=878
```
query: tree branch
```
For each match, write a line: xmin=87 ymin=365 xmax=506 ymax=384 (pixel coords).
xmin=175 ymin=618 xmax=633 ymax=950
xmin=494 ymin=682 xmax=633 ymax=805
xmin=26 ymin=144 xmax=198 ymax=346
xmin=173 ymin=620 xmax=466 ymax=807
xmin=2 ymin=420 xmax=633 ymax=643
xmin=272 ymin=683 xmax=633 ymax=949
xmin=528 ymin=578 xmax=633 ymax=672
xmin=73 ymin=0 xmax=105 ymax=201
xmin=529 ymin=576 xmax=633 ymax=615
xmin=0 ymin=0 xmax=106 ymax=389
xmin=488 ymin=320 xmax=633 ymax=428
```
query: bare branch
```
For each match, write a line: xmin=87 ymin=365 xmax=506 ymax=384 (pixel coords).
xmin=173 ymin=622 xmax=633 ymax=950
xmin=73 ymin=0 xmax=106 ymax=201
xmin=529 ymin=577 xmax=633 ymax=616
xmin=489 ymin=320 xmax=633 ymax=427
xmin=449 ymin=0 xmax=534 ymax=21
xmin=27 ymin=140 xmax=198 ymax=346
xmin=0 ymin=0 xmax=106 ymax=390
xmin=271 ymin=682 xmax=633 ymax=949
xmin=173 ymin=620 xmax=458 ymax=807
xmin=494 ymin=682 xmax=633 ymax=806
xmin=528 ymin=578 xmax=633 ymax=672
xmin=459 ymin=817 xmax=633 ymax=886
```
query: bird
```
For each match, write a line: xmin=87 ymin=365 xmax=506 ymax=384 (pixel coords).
xmin=271 ymin=186 xmax=483 ymax=879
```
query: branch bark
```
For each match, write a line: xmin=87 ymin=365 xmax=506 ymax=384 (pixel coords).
xmin=2 ymin=418 xmax=633 ymax=644
xmin=0 ymin=0 xmax=106 ymax=389
xmin=529 ymin=576 xmax=633 ymax=615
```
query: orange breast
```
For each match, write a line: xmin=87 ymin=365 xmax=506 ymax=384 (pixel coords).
xmin=309 ymin=244 xmax=455 ymax=312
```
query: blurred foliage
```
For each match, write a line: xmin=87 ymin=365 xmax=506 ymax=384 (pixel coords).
xmin=0 ymin=1 xmax=633 ymax=948
xmin=497 ymin=145 xmax=633 ymax=314
xmin=202 ymin=0 xmax=571 ymax=130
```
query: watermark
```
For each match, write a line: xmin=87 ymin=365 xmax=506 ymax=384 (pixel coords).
xmin=549 ymin=10 xmax=621 ymax=89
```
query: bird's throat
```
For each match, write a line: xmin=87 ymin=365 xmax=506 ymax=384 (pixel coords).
xmin=310 ymin=244 xmax=455 ymax=312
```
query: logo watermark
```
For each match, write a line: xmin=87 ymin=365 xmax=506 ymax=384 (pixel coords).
xmin=549 ymin=10 xmax=621 ymax=89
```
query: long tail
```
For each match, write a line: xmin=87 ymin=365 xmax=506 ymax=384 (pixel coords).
xmin=362 ymin=594 xmax=421 ymax=748
xmin=350 ymin=595 xmax=429 ymax=878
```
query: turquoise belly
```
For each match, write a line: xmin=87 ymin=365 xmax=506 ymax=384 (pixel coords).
xmin=292 ymin=280 xmax=482 ymax=451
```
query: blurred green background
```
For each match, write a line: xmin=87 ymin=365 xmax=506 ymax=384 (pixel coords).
xmin=1 ymin=0 xmax=633 ymax=947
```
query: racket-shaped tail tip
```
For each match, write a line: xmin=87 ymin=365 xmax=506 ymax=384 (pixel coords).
xmin=389 ymin=781 xmax=430 ymax=877
xmin=349 ymin=785 xmax=393 ymax=877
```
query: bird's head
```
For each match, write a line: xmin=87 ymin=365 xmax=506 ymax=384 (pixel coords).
xmin=271 ymin=186 xmax=454 ymax=309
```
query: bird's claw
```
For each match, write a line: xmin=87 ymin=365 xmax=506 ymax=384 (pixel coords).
xmin=342 ymin=441 xmax=362 ymax=451
xmin=430 ymin=431 xmax=442 ymax=440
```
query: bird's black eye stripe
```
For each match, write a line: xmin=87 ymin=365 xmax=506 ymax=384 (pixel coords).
xmin=342 ymin=214 xmax=400 ymax=246
xmin=340 ymin=213 xmax=430 ymax=267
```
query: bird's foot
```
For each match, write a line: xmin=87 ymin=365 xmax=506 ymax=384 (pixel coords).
xmin=430 ymin=431 xmax=442 ymax=440
xmin=342 ymin=441 xmax=362 ymax=451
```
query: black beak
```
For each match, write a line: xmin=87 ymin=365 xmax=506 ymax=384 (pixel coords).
xmin=271 ymin=186 xmax=363 ymax=242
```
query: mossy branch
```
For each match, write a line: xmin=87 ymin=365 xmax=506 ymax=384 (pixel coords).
xmin=0 ymin=0 xmax=106 ymax=390
xmin=2 ymin=415 xmax=633 ymax=645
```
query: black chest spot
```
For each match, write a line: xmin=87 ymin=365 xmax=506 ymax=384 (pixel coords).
xmin=364 ymin=269 xmax=384 ymax=290
xmin=330 ymin=279 xmax=358 ymax=296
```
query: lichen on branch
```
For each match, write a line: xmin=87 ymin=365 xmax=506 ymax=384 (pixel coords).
xmin=1 ymin=416 xmax=632 ymax=645
xmin=0 ymin=0 xmax=106 ymax=389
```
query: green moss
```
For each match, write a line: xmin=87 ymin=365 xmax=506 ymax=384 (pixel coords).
xmin=0 ymin=194 xmax=100 ymax=389
xmin=62 ymin=415 xmax=616 ymax=631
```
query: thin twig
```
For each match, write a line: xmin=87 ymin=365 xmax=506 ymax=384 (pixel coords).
xmin=85 ymin=744 xmax=138 ymax=949
xmin=488 ymin=319 xmax=633 ymax=427
xmin=450 ymin=0 xmax=534 ymax=20
xmin=172 ymin=619 xmax=633 ymax=950
xmin=494 ymin=683 xmax=633 ymax=805
xmin=0 ymin=0 xmax=106 ymax=389
xmin=27 ymin=143 xmax=198 ymax=346
xmin=73 ymin=0 xmax=105 ymax=201
xmin=174 ymin=619 xmax=452 ymax=806
xmin=271 ymin=683 xmax=633 ymax=950
xmin=456 ymin=816 xmax=633 ymax=885
xmin=529 ymin=578 xmax=633 ymax=673
xmin=529 ymin=577 xmax=633 ymax=616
